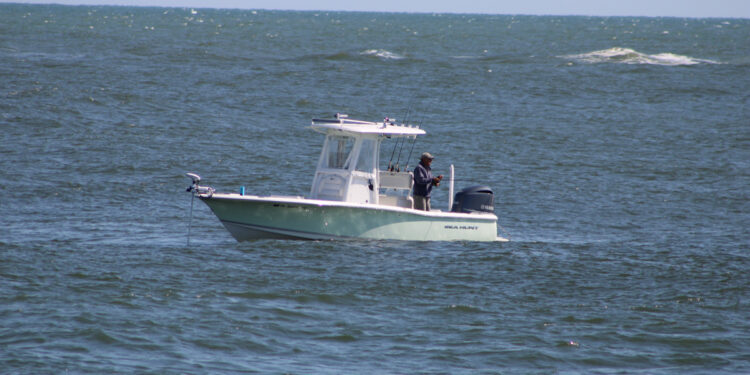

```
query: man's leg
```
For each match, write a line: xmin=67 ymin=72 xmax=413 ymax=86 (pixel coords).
xmin=414 ymin=195 xmax=427 ymax=210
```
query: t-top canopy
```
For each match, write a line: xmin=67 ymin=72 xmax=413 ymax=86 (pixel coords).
xmin=311 ymin=113 xmax=426 ymax=137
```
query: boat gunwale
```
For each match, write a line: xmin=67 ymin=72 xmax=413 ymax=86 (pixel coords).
xmin=200 ymin=193 xmax=498 ymax=221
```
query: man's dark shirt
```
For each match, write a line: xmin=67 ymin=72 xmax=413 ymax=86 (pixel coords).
xmin=413 ymin=161 xmax=434 ymax=198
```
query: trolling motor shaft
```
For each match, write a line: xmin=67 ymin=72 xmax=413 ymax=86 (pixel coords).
xmin=184 ymin=172 xmax=215 ymax=246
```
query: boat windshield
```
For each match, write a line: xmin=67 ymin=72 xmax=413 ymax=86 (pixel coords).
xmin=326 ymin=136 xmax=354 ymax=169
xmin=355 ymin=138 xmax=376 ymax=172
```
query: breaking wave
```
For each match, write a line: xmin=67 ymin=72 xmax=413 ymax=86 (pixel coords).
xmin=563 ymin=47 xmax=719 ymax=66
xmin=360 ymin=49 xmax=404 ymax=60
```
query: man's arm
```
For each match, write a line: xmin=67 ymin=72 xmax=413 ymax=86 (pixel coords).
xmin=414 ymin=165 xmax=432 ymax=185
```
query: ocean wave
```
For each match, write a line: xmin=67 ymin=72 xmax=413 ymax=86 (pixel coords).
xmin=562 ymin=47 xmax=719 ymax=66
xmin=359 ymin=49 xmax=404 ymax=60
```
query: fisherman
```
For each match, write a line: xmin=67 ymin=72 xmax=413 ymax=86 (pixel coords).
xmin=413 ymin=152 xmax=443 ymax=211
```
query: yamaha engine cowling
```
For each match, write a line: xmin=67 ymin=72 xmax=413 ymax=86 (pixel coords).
xmin=451 ymin=185 xmax=494 ymax=214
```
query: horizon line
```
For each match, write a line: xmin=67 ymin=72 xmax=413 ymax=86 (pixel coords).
xmin=5 ymin=2 xmax=750 ymax=20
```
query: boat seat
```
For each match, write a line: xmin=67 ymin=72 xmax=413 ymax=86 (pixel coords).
xmin=378 ymin=171 xmax=414 ymax=208
xmin=312 ymin=173 xmax=347 ymax=201
xmin=379 ymin=171 xmax=414 ymax=191
xmin=378 ymin=194 xmax=414 ymax=209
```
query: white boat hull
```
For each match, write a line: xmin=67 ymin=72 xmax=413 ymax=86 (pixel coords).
xmin=199 ymin=193 xmax=499 ymax=242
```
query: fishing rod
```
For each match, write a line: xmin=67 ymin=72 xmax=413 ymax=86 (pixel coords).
xmin=439 ymin=177 xmax=482 ymax=183
xmin=389 ymin=98 xmax=417 ymax=171
xmin=387 ymin=134 xmax=404 ymax=171
xmin=394 ymin=132 xmax=409 ymax=172
xmin=395 ymin=104 xmax=425 ymax=171
xmin=403 ymin=119 xmax=422 ymax=170
xmin=402 ymin=96 xmax=416 ymax=126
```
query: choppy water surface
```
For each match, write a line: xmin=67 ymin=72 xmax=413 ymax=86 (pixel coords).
xmin=2 ymin=4 xmax=749 ymax=373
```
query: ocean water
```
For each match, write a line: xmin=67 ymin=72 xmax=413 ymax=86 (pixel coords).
xmin=2 ymin=4 xmax=749 ymax=373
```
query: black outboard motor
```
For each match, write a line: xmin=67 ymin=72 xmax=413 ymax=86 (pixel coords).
xmin=451 ymin=185 xmax=494 ymax=214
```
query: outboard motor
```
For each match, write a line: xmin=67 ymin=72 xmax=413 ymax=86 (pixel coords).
xmin=451 ymin=185 xmax=494 ymax=214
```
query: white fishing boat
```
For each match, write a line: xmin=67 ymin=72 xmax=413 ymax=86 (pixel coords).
xmin=186 ymin=114 xmax=506 ymax=242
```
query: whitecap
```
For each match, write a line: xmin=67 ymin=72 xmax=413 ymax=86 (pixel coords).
xmin=360 ymin=49 xmax=404 ymax=60
xmin=450 ymin=55 xmax=481 ymax=59
xmin=561 ymin=47 xmax=719 ymax=66
xmin=649 ymin=53 xmax=714 ymax=66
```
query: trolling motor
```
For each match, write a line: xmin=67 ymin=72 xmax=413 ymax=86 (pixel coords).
xmin=185 ymin=172 xmax=214 ymax=197
xmin=184 ymin=172 xmax=214 ymax=245
xmin=186 ymin=172 xmax=201 ymax=191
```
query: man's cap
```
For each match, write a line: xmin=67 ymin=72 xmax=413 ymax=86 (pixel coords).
xmin=420 ymin=152 xmax=434 ymax=160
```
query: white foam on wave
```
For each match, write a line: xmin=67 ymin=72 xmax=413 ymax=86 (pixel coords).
xmin=563 ymin=47 xmax=718 ymax=66
xmin=451 ymin=55 xmax=482 ymax=60
xmin=360 ymin=49 xmax=404 ymax=60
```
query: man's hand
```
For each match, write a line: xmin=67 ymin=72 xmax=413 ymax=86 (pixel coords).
xmin=433 ymin=175 xmax=443 ymax=186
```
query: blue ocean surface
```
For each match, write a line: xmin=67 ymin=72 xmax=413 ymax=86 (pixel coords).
xmin=1 ymin=4 xmax=749 ymax=373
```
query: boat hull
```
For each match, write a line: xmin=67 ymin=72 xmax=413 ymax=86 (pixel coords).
xmin=199 ymin=194 xmax=499 ymax=241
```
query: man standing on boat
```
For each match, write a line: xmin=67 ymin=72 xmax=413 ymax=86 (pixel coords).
xmin=413 ymin=152 xmax=443 ymax=211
